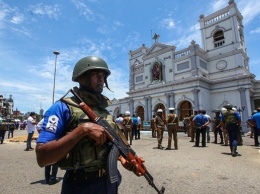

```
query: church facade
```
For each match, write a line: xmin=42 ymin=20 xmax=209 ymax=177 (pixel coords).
xmin=107 ymin=0 xmax=260 ymax=131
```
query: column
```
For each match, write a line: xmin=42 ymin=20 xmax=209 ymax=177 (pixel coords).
xmin=192 ymin=88 xmax=200 ymax=111
xmin=239 ymin=87 xmax=247 ymax=132
xmin=149 ymin=96 xmax=152 ymax=120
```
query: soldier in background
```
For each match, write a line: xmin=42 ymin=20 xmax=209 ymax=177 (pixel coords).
xmin=189 ymin=111 xmax=198 ymax=142
xmin=7 ymin=119 xmax=16 ymax=139
xmin=183 ymin=114 xmax=191 ymax=136
xmin=165 ymin=108 xmax=179 ymax=150
xmin=154 ymin=109 xmax=166 ymax=149
xmin=212 ymin=109 xmax=223 ymax=144
xmin=232 ymin=107 xmax=243 ymax=146
xmin=221 ymin=107 xmax=229 ymax=146
xmin=0 ymin=119 xmax=8 ymax=144
xmin=122 ymin=111 xmax=133 ymax=145
xmin=221 ymin=104 xmax=241 ymax=157
xmin=150 ymin=115 xmax=156 ymax=138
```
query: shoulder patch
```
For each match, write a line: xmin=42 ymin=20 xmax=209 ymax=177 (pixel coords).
xmin=46 ymin=115 xmax=59 ymax=133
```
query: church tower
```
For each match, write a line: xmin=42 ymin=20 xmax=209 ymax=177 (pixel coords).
xmin=199 ymin=0 xmax=249 ymax=75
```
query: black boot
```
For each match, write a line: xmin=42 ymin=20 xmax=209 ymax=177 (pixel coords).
xmin=232 ymin=146 xmax=237 ymax=157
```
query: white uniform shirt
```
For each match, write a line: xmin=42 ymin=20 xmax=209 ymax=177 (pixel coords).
xmin=27 ymin=116 xmax=36 ymax=133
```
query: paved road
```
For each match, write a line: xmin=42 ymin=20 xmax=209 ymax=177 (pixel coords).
xmin=0 ymin=130 xmax=260 ymax=194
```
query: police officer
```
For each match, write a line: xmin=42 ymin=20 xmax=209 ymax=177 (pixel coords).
xmin=165 ymin=108 xmax=179 ymax=150
xmin=35 ymin=56 xmax=143 ymax=194
xmin=193 ymin=110 xmax=209 ymax=147
xmin=221 ymin=104 xmax=241 ymax=157
xmin=212 ymin=109 xmax=223 ymax=144
xmin=252 ymin=108 xmax=260 ymax=146
xmin=189 ymin=111 xmax=198 ymax=142
xmin=154 ymin=109 xmax=166 ymax=149
xmin=122 ymin=111 xmax=133 ymax=145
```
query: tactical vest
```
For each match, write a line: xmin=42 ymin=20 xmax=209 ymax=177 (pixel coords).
xmin=224 ymin=110 xmax=237 ymax=124
xmin=56 ymin=97 xmax=116 ymax=172
xmin=213 ymin=116 xmax=221 ymax=127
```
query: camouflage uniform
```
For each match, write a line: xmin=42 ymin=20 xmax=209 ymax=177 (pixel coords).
xmin=222 ymin=105 xmax=241 ymax=157
xmin=212 ymin=112 xmax=223 ymax=144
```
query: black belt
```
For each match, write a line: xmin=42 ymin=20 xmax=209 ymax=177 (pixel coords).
xmin=66 ymin=169 xmax=106 ymax=181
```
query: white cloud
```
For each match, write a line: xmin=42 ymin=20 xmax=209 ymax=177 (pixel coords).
xmin=29 ymin=3 xmax=61 ymax=20
xmin=250 ymin=27 xmax=260 ymax=34
xmin=11 ymin=27 xmax=31 ymax=37
xmin=210 ymin=0 xmax=226 ymax=13
xmin=71 ymin=0 xmax=94 ymax=21
xmin=10 ymin=14 xmax=24 ymax=24
xmin=189 ymin=23 xmax=200 ymax=32
xmin=113 ymin=20 xmax=123 ymax=27
xmin=168 ymin=30 xmax=201 ymax=49
xmin=238 ymin=0 xmax=260 ymax=25
xmin=160 ymin=18 xmax=175 ymax=29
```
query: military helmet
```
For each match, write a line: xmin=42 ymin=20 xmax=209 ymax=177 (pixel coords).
xmin=157 ymin=109 xmax=163 ymax=113
xmin=212 ymin=109 xmax=221 ymax=113
xmin=223 ymin=104 xmax=233 ymax=109
xmin=252 ymin=110 xmax=257 ymax=115
xmin=72 ymin=56 xmax=111 ymax=82
xmin=125 ymin=111 xmax=130 ymax=116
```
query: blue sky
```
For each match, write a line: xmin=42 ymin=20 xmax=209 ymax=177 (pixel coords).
xmin=0 ymin=0 xmax=260 ymax=114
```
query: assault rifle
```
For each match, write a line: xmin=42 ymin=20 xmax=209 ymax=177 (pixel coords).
xmin=69 ymin=88 xmax=165 ymax=194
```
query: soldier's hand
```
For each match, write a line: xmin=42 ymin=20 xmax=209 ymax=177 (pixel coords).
xmin=119 ymin=155 xmax=145 ymax=176
xmin=79 ymin=122 xmax=107 ymax=145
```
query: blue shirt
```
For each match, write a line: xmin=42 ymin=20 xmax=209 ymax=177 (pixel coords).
xmin=253 ymin=112 xmax=260 ymax=129
xmin=193 ymin=114 xmax=208 ymax=125
xmin=37 ymin=101 xmax=70 ymax=144
xmin=132 ymin=117 xmax=138 ymax=125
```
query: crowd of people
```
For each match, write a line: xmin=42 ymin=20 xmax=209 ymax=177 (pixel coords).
xmin=146 ymin=104 xmax=260 ymax=158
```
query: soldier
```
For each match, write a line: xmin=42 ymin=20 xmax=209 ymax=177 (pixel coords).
xmin=154 ymin=109 xmax=166 ymax=149
xmin=189 ymin=111 xmax=198 ymax=142
xmin=165 ymin=108 xmax=179 ymax=150
xmin=212 ymin=109 xmax=223 ymax=144
xmin=7 ymin=119 xmax=16 ymax=139
xmin=232 ymin=107 xmax=243 ymax=146
xmin=35 ymin=56 xmax=142 ymax=193
xmin=150 ymin=115 xmax=156 ymax=138
xmin=0 ymin=119 xmax=8 ymax=144
xmin=122 ymin=111 xmax=133 ymax=145
xmin=221 ymin=104 xmax=241 ymax=157
xmin=183 ymin=114 xmax=191 ymax=136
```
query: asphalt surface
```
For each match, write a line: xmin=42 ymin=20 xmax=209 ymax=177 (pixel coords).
xmin=0 ymin=129 xmax=260 ymax=194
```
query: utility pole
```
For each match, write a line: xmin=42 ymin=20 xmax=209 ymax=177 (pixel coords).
xmin=52 ymin=51 xmax=60 ymax=104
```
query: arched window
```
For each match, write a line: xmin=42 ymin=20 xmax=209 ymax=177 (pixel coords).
xmin=213 ymin=30 xmax=225 ymax=48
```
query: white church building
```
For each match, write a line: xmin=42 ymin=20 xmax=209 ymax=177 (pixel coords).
xmin=107 ymin=0 xmax=260 ymax=131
